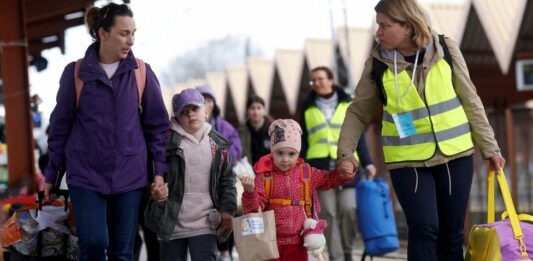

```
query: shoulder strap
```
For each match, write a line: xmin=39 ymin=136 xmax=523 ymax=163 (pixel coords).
xmin=135 ymin=58 xmax=147 ymax=112
xmin=371 ymin=57 xmax=388 ymax=106
xmin=300 ymin=163 xmax=313 ymax=218
xmin=438 ymin=34 xmax=453 ymax=72
xmin=262 ymin=172 xmax=273 ymax=202
xmin=74 ymin=58 xmax=147 ymax=109
xmin=74 ymin=59 xmax=84 ymax=107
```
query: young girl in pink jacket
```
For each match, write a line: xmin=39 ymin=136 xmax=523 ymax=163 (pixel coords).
xmin=240 ymin=119 xmax=355 ymax=261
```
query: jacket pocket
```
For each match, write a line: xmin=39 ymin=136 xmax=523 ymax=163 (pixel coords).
xmin=144 ymin=199 xmax=168 ymax=236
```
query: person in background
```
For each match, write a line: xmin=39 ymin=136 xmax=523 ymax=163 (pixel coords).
xmin=44 ymin=3 xmax=169 ymax=261
xmin=196 ymin=85 xmax=243 ymax=165
xmin=239 ymin=94 xmax=273 ymax=166
xmin=145 ymin=88 xmax=236 ymax=261
xmin=240 ymin=119 xmax=356 ymax=261
xmin=337 ymin=0 xmax=505 ymax=260
xmin=300 ymin=66 xmax=376 ymax=261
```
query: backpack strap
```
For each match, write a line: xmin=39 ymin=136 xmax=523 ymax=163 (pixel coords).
xmin=262 ymin=164 xmax=312 ymax=216
xmin=438 ymin=34 xmax=453 ymax=72
xmin=74 ymin=59 xmax=84 ymax=107
xmin=134 ymin=59 xmax=146 ymax=112
xmin=371 ymin=57 xmax=389 ymax=106
xmin=262 ymin=172 xmax=273 ymax=208
xmin=300 ymin=163 xmax=313 ymax=218
xmin=74 ymin=58 xmax=146 ymax=111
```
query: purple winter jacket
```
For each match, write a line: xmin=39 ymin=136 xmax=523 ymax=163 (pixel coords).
xmin=44 ymin=42 xmax=169 ymax=194
xmin=211 ymin=116 xmax=243 ymax=165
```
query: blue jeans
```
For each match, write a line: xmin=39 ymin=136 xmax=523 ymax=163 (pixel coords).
xmin=69 ymin=185 xmax=143 ymax=261
xmin=389 ymin=155 xmax=473 ymax=261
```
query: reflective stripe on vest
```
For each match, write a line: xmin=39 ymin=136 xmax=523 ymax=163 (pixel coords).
xmin=304 ymin=102 xmax=359 ymax=161
xmin=380 ymin=59 xmax=473 ymax=163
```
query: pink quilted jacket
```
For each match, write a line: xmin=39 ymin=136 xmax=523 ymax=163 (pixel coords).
xmin=242 ymin=154 xmax=351 ymax=245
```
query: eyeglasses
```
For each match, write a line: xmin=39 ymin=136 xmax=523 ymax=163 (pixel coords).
xmin=309 ymin=77 xmax=327 ymax=86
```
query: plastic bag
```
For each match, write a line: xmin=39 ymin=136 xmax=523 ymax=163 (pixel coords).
xmin=232 ymin=157 xmax=255 ymax=178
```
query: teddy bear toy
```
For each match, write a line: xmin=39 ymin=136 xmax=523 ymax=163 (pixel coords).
xmin=302 ymin=218 xmax=327 ymax=261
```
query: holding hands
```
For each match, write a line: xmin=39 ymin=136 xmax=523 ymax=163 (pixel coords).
xmin=338 ymin=159 xmax=357 ymax=180
xmin=151 ymin=175 xmax=168 ymax=202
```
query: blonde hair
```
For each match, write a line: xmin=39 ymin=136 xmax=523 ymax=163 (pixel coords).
xmin=375 ymin=0 xmax=432 ymax=49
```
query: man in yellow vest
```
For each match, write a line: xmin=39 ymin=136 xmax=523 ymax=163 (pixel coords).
xmin=300 ymin=66 xmax=376 ymax=261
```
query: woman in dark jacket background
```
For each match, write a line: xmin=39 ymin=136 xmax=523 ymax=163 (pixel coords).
xmin=239 ymin=95 xmax=273 ymax=165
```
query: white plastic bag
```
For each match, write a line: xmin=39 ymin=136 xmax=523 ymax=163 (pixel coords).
xmin=233 ymin=157 xmax=255 ymax=212
xmin=232 ymin=157 xmax=255 ymax=178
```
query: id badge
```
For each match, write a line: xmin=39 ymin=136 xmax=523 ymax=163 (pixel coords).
xmin=392 ymin=112 xmax=416 ymax=138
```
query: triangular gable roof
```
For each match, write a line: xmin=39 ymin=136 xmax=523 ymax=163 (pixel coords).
xmin=226 ymin=65 xmax=248 ymax=124
xmin=472 ymin=0 xmax=527 ymax=74
xmin=275 ymin=49 xmax=304 ymax=115
xmin=337 ymin=27 xmax=374 ymax=85
xmin=304 ymin=38 xmax=334 ymax=70
xmin=206 ymin=72 xmax=227 ymax=115
xmin=247 ymin=57 xmax=274 ymax=111
xmin=425 ymin=2 xmax=470 ymax=43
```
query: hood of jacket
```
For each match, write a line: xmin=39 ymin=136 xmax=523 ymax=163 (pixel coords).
xmin=170 ymin=117 xmax=212 ymax=145
xmin=254 ymin=154 xmax=304 ymax=175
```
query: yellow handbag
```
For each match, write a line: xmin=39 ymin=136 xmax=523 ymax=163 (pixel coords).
xmin=465 ymin=170 xmax=533 ymax=261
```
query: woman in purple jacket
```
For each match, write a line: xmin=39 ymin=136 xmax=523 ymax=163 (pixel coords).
xmin=43 ymin=3 xmax=169 ymax=261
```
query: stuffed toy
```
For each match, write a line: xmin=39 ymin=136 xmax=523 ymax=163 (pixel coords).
xmin=301 ymin=218 xmax=327 ymax=261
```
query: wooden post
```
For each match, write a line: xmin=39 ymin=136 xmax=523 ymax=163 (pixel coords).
xmin=0 ymin=0 xmax=36 ymax=189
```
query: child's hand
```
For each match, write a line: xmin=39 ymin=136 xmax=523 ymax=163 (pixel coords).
xmin=239 ymin=176 xmax=255 ymax=192
xmin=219 ymin=212 xmax=233 ymax=234
xmin=151 ymin=175 xmax=168 ymax=202
xmin=339 ymin=160 xmax=357 ymax=180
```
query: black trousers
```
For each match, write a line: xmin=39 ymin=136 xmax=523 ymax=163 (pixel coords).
xmin=389 ymin=155 xmax=473 ymax=261
xmin=134 ymin=190 xmax=160 ymax=261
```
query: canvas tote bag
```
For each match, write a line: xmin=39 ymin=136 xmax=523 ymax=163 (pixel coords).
xmin=465 ymin=170 xmax=533 ymax=261
xmin=233 ymin=208 xmax=279 ymax=261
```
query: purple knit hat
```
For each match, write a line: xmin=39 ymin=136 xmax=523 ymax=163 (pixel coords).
xmin=172 ymin=88 xmax=205 ymax=116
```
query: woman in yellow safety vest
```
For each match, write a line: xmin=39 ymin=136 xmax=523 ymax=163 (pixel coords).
xmin=337 ymin=0 xmax=505 ymax=260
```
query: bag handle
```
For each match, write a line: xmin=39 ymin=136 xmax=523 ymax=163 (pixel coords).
xmin=487 ymin=169 xmax=528 ymax=257
xmin=501 ymin=211 xmax=533 ymax=223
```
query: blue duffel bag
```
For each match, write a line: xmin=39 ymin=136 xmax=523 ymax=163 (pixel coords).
xmin=356 ymin=178 xmax=399 ymax=259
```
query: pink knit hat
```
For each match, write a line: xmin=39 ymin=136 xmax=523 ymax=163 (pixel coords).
xmin=268 ymin=119 xmax=302 ymax=153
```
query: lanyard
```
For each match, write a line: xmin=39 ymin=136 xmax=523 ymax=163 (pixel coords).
xmin=393 ymin=49 xmax=420 ymax=112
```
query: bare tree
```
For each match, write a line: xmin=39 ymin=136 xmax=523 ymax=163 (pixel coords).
xmin=162 ymin=35 xmax=263 ymax=86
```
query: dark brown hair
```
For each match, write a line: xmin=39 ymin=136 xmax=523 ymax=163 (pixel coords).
xmin=310 ymin=66 xmax=334 ymax=80
xmin=86 ymin=3 xmax=133 ymax=41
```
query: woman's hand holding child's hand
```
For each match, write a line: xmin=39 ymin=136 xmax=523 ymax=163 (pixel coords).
xmin=239 ymin=176 xmax=255 ymax=192
xmin=151 ymin=175 xmax=168 ymax=202
xmin=339 ymin=160 xmax=356 ymax=180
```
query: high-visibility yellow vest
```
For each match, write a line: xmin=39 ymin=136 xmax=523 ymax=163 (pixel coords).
xmin=304 ymin=102 xmax=360 ymax=161
xmin=380 ymin=59 xmax=474 ymax=163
